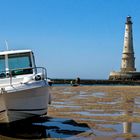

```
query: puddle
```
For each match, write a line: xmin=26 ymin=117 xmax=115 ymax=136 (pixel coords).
xmin=63 ymin=91 xmax=74 ymax=94
xmin=52 ymin=101 xmax=67 ymax=105
xmin=52 ymin=105 xmax=81 ymax=109
xmin=92 ymin=92 xmax=107 ymax=97
xmin=74 ymin=111 xmax=122 ymax=117
xmin=0 ymin=116 xmax=90 ymax=139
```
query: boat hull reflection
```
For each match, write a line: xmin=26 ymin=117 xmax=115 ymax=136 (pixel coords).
xmin=0 ymin=116 xmax=90 ymax=139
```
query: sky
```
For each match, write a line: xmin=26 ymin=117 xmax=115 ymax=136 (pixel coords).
xmin=0 ymin=0 xmax=140 ymax=79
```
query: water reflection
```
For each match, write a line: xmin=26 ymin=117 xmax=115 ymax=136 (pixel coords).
xmin=0 ymin=116 xmax=90 ymax=139
xmin=122 ymin=96 xmax=134 ymax=140
xmin=123 ymin=122 xmax=132 ymax=134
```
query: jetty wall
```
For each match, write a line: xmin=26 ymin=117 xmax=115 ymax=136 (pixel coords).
xmin=52 ymin=79 xmax=140 ymax=85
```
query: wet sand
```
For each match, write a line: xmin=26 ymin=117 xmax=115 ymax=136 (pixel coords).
xmin=1 ymin=86 xmax=140 ymax=140
xmin=48 ymin=86 xmax=140 ymax=140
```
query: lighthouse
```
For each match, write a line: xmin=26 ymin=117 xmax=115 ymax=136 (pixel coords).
xmin=121 ymin=16 xmax=136 ymax=72
xmin=109 ymin=16 xmax=140 ymax=80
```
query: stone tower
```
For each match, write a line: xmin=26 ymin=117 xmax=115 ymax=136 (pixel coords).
xmin=121 ymin=16 xmax=136 ymax=72
xmin=109 ymin=16 xmax=140 ymax=80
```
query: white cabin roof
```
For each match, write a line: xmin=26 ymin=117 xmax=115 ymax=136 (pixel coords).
xmin=0 ymin=50 xmax=32 ymax=55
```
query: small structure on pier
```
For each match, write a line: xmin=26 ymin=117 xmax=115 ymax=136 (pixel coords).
xmin=109 ymin=16 xmax=140 ymax=80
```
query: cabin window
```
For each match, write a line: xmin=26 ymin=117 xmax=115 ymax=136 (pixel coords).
xmin=8 ymin=53 xmax=33 ymax=75
xmin=0 ymin=55 xmax=5 ymax=72
xmin=0 ymin=55 xmax=6 ymax=78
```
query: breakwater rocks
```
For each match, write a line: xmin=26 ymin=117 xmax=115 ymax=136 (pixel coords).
xmin=52 ymin=79 xmax=140 ymax=85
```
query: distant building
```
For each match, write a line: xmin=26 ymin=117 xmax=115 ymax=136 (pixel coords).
xmin=109 ymin=16 xmax=140 ymax=80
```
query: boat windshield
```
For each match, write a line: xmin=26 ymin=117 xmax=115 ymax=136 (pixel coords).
xmin=0 ymin=52 xmax=33 ymax=78
xmin=8 ymin=52 xmax=33 ymax=76
xmin=8 ymin=53 xmax=32 ymax=69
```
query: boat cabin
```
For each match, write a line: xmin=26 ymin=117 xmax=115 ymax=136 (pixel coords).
xmin=0 ymin=50 xmax=35 ymax=78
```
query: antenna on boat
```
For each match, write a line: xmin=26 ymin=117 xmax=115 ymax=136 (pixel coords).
xmin=5 ymin=40 xmax=9 ymax=50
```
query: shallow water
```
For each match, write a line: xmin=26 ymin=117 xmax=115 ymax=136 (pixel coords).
xmin=1 ymin=86 xmax=140 ymax=140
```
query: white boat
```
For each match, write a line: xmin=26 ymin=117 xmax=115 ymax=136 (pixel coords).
xmin=0 ymin=49 xmax=51 ymax=123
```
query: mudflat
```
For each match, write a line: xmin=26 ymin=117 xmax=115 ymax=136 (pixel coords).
xmin=48 ymin=86 xmax=140 ymax=140
xmin=1 ymin=86 xmax=140 ymax=140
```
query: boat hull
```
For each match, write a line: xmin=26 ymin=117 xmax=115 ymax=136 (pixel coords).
xmin=0 ymin=86 xmax=50 ymax=123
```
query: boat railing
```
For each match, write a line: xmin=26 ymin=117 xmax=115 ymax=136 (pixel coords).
xmin=0 ymin=67 xmax=47 ymax=85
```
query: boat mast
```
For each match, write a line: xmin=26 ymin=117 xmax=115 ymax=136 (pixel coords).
xmin=5 ymin=40 xmax=9 ymax=51
xmin=4 ymin=40 xmax=9 ymax=72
